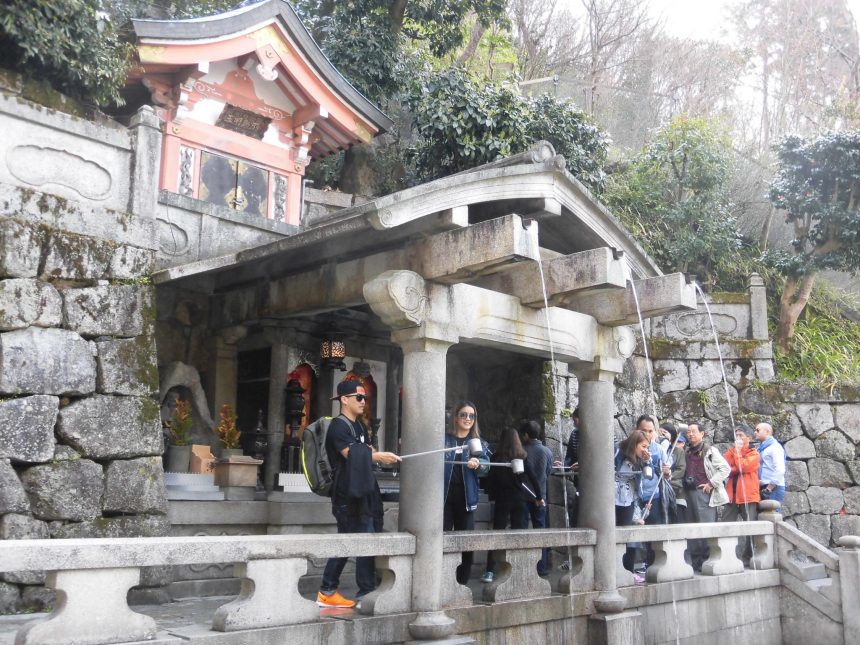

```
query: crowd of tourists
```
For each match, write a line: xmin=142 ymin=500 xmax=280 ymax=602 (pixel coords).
xmin=611 ymin=414 xmax=786 ymax=581
xmin=315 ymin=383 xmax=787 ymax=608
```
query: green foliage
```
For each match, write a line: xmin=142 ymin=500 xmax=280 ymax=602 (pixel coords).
xmin=525 ymin=94 xmax=608 ymax=190
xmin=294 ymin=0 xmax=507 ymax=104
xmin=605 ymin=115 xmax=744 ymax=288
xmin=0 ymin=0 xmax=235 ymax=107
xmin=772 ymin=283 xmax=860 ymax=388
xmin=769 ymin=132 xmax=860 ymax=277
xmin=0 ymin=0 xmax=131 ymax=106
xmin=407 ymin=67 xmax=607 ymax=188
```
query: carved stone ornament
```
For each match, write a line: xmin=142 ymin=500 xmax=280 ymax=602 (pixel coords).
xmin=179 ymin=146 xmax=194 ymax=197
xmin=273 ymin=174 xmax=288 ymax=222
xmin=363 ymin=270 xmax=427 ymax=330
xmin=7 ymin=145 xmax=112 ymax=200
xmin=675 ymin=312 xmax=737 ymax=337
xmin=612 ymin=326 xmax=636 ymax=358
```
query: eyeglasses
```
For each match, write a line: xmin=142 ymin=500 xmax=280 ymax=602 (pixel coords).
xmin=457 ymin=412 xmax=476 ymax=420
xmin=345 ymin=394 xmax=366 ymax=403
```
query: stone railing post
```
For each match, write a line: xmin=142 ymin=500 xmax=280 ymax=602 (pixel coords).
xmin=753 ymin=499 xmax=781 ymax=570
xmin=212 ymin=558 xmax=317 ymax=631
xmin=748 ymin=273 xmax=768 ymax=341
xmin=128 ymin=105 xmax=162 ymax=221
xmin=482 ymin=546 xmax=551 ymax=602
xmin=15 ymin=568 xmax=156 ymax=644
xmin=647 ymin=539 xmax=694 ymax=583
xmin=364 ymin=270 xmax=458 ymax=641
xmin=837 ymin=535 xmax=860 ymax=644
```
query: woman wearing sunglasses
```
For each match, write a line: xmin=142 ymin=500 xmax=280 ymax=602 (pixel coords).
xmin=443 ymin=400 xmax=490 ymax=584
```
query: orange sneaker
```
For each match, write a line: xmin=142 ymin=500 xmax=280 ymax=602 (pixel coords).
xmin=317 ymin=590 xmax=356 ymax=608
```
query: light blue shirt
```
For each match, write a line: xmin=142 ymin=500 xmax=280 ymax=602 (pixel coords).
xmin=758 ymin=436 xmax=786 ymax=487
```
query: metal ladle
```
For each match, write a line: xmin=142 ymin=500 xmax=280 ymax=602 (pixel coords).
xmin=484 ymin=458 xmax=525 ymax=475
xmin=399 ymin=437 xmax=483 ymax=460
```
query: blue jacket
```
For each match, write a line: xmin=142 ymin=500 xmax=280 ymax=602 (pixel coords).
xmin=443 ymin=433 xmax=490 ymax=512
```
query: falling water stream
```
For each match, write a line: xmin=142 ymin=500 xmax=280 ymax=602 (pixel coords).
xmin=531 ymin=240 xmax=570 ymax=524
xmin=692 ymin=284 xmax=737 ymax=430
xmin=628 ymin=279 xmax=660 ymax=420
xmin=533 ymin=253 xmax=760 ymax=641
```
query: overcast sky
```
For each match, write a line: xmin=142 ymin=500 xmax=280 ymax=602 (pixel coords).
xmin=563 ymin=0 xmax=860 ymax=42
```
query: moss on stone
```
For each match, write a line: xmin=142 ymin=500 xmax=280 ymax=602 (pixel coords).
xmin=722 ymin=339 xmax=765 ymax=359
xmin=709 ymin=292 xmax=750 ymax=305
xmin=542 ymin=362 xmax=557 ymax=424
xmin=647 ymin=337 xmax=684 ymax=360
xmin=18 ymin=76 xmax=89 ymax=118
xmin=138 ymin=397 xmax=161 ymax=427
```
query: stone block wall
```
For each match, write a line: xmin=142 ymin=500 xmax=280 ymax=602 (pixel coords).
xmin=0 ymin=89 xmax=167 ymax=612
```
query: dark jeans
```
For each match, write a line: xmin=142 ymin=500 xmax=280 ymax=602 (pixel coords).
xmin=444 ymin=487 xmax=475 ymax=585
xmin=321 ymin=499 xmax=376 ymax=596
xmin=486 ymin=498 xmax=528 ymax=574
xmin=523 ymin=502 xmax=549 ymax=575
xmin=722 ymin=502 xmax=758 ymax=562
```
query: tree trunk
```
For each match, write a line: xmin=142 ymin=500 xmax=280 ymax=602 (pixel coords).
xmin=759 ymin=204 xmax=775 ymax=249
xmin=776 ymin=272 xmax=817 ymax=352
xmin=458 ymin=22 xmax=486 ymax=65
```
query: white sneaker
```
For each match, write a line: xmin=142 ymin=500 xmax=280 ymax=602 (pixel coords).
xmin=481 ymin=571 xmax=495 ymax=583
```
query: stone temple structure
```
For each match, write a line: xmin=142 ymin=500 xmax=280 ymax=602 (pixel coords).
xmin=1 ymin=2 xmax=859 ymax=644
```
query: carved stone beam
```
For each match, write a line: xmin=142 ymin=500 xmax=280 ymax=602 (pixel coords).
xmin=258 ymin=215 xmax=537 ymax=319
xmin=565 ymin=273 xmax=697 ymax=326
xmin=445 ymin=283 xmax=599 ymax=364
xmin=476 ymin=247 xmax=629 ymax=308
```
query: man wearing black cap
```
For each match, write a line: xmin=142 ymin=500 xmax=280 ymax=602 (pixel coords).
xmin=317 ymin=381 xmax=401 ymax=609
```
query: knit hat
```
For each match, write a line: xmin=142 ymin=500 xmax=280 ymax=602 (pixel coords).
xmin=734 ymin=424 xmax=755 ymax=439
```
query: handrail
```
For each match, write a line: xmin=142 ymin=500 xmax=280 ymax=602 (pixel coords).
xmin=616 ymin=521 xmax=774 ymax=543
xmin=776 ymin=521 xmax=840 ymax=570
xmin=0 ymin=532 xmax=416 ymax=572
xmin=442 ymin=528 xmax=596 ymax=552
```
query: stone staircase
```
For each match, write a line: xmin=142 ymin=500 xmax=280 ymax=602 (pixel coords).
xmin=776 ymin=521 xmax=845 ymax=644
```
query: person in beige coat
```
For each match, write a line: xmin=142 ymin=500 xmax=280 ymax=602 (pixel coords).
xmin=683 ymin=423 xmax=730 ymax=571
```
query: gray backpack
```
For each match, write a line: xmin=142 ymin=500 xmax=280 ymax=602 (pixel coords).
xmin=301 ymin=417 xmax=335 ymax=497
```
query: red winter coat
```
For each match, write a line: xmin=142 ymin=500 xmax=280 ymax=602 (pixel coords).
xmin=723 ymin=446 xmax=761 ymax=504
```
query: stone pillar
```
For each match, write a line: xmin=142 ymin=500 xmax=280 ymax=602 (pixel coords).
xmin=265 ymin=340 xmax=289 ymax=492
xmin=128 ymin=105 xmax=162 ymax=221
xmin=364 ymin=270 xmax=458 ymax=640
xmin=207 ymin=326 xmax=246 ymax=423
xmin=573 ymin=366 xmax=625 ymax=614
xmin=748 ymin=273 xmax=768 ymax=340
xmin=837 ymin=535 xmax=860 ymax=645
xmin=396 ymin=335 xmax=455 ymax=639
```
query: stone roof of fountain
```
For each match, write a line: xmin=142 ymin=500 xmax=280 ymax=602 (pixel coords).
xmin=153 ymin=153 xmax=661 ymax=292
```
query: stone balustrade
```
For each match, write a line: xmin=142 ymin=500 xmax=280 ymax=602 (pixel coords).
xmin=0 ymin=533 xmax=415 ymax=644
xmin=441 ymin=528 xmax=597 ymax=606
xmin=615 ymin=521 xmax=776 ymax=586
